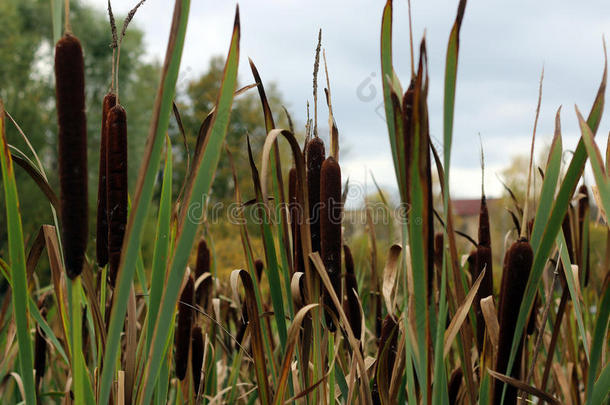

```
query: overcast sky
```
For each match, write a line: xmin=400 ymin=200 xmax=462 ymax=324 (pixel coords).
xmin=85 ymin=0 xmax=610 ymax=202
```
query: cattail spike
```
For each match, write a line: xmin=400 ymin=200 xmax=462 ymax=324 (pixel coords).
xmin=494 ymin=238 xmax=533 ymax=405
xmin=55 ymin=33 xmax=88 ymax=279
xmin=191 ymin=326 xmax=204 ymax=396
xmin=320 ymin=156 xmax=342 ymax=331
xmin=175 ymin=275 xmax=194 ymax=380
xmin=106 ymin=104 xmax=128 ymax=286
xmin=306 ymin=136 xmax=325 ymax=253
xmin=343 ymin=244 xmax=361 ymax=340
xmin=96 ymin=92 xmax=116 ymax=268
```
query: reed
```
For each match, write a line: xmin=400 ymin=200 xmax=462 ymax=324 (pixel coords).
xmin=289 ymin=167 xmax=304 ymax=274
xmin=55 ymin=33 xmax=88 ymax=279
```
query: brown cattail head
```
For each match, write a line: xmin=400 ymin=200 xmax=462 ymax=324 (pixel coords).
xmin=478 ymin=195 xmax=491 ymax=248
xmin=320 ymin=156 xmax=342 ymax=331
xmin=55 ymin=33 xmax=88 ymax=279
xmin=372 ymin=314 xmax=399 ymax=404
xmin=195 ymin=237 xmax=210 ymax=280
xmin=577 ymin=185 xmax=590 ymax=285
xmin=466 ymin=249 xmax=477 ymax=282
xmin=106 ymin=104 xmax=128 ymax=286
xmin=96 ymin=92 xmax=116 ymax=268
xmin=474 ymin=194 xmax=494 ymax=352
xmin=191 ymin=326 xmax=204 ymax=395
xmin=289 ymin=167 xmax=304 ymax=274
xmin=174 ymin=275 xmax=194 ymax=380
xmin=343 ymin=244 xmax=361 ymax=340
xmin=474 ymin=245 xmax=493 ymax=353
xmin=448 ymin=367 xmax=463 ymax=405
xmin=306 ymin=136 xmax=325 ymax=253
xmin=194 ymin=238 xmax=211 ymax=306
xmin=34 ymin=307 xmax=48 ymax=388
xmin=494 ymin=238 xmax=533 ymax=405
xmin=254 ymin=258 xmax=264 ymax=282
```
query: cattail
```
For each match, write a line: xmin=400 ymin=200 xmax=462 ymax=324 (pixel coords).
xmin=288 ymin=167 xmax=304 ymax=274
xmin=320 ymin=156 xmax=342 ymax=331
xmin=466 ymin=249 xmax=477 ymax=284
xmin=448 ymin=367 xmax=463 ymax=405
xmin=55 ymin=33 xmax=88 ymax=279
xmin=34 ymin=307 xmax=48 ymax=388
xmin=254 ymin=258 xmax=264 ymax=282
xmin=343 ymin=244 xmax=361 ymax=340
xmin=194 ymin=238 xmax=211 ymax=306
xmin=306 ymin=136 xmax=325 ymax=253
xmin=577 ymin=185 xmax=590 ymax=286
xmin=96 ymin=92 xmax=116 ymax=268
xmin=191 ymin=326 xmax=204 ymax=395
xmin=372 ymin=314 xmax=398 ymax=404
xmin=106 ymin=105 xmax=128 ymax=286
xmin=474 ymin=195 xmax=494 ymax=353
xmin=493 ymin=238 xmax=533 ymax=405
xmin=175 ymin=275 xmax=194 ymax=380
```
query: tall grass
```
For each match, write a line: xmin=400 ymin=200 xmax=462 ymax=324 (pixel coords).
xmin=0 ymin=0 xmax=608 ymax=404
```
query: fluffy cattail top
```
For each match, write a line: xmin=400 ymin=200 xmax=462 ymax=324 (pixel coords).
xmin=55 ymin=33 xmax=88 ymax=279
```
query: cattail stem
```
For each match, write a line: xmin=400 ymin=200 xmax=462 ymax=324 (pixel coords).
xmin=55 ymin=33 xmax=88 ymax=279
xmin=320 ymin=156 xmax=341 ymax=331
xmin=106 ymin=105 xmax=127 ymax=286
xmin=289 ymin=167 xmax=304 ymax=275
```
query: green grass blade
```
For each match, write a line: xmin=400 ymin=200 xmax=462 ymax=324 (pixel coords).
xmin=501 ymin=55 xmax=606 ymax=404
xmin=576 ymin=106 xmax=610 ymax=215
xmin=585 ymin=281 xmax=610 ymax=404
xmin=557 ymin=231 xmax=589 ymax=358
xmin=98 ymin=1 xmax=191 ymax=404
xmin=380 ymin=0 xmax=404 ymax=195
xmin=137 ymin=9 xmax=239 ymax=404
xmin=145 ymin=135 xmax=173 ymax=353
xmin=590 ymin=360 xmax=610 ymax=404
xmin=50 ymin=0 xmax=62 ymax=44
xmin=531 ymin=108 xmax=563 ymax=250
xmin=0 ymin=101 xmax=36 ymax=404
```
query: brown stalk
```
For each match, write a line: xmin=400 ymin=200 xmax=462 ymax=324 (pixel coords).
xmin=55 ymin=33 xmax=88 ymax=279
xmin=289 ymin=167 xmax=305 ymax=275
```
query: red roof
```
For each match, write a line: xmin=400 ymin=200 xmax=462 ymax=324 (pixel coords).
xmin=452 ymin=198 xmax=499 ymax=217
